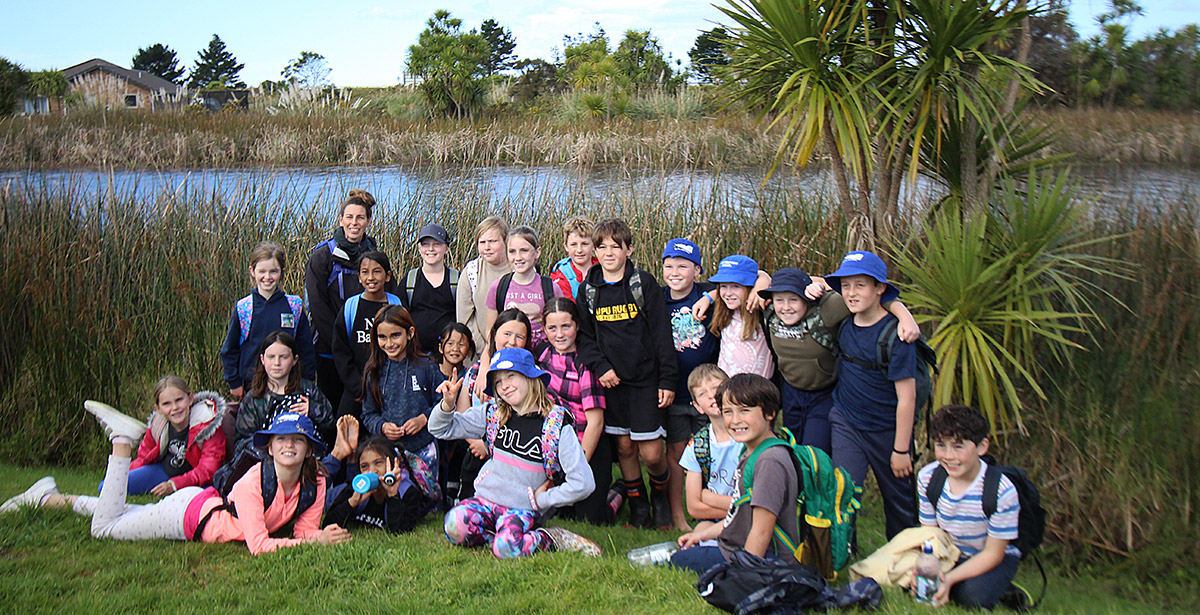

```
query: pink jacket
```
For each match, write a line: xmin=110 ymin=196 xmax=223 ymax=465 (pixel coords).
xmin=187 ymin=464 xmax=327 ymax=555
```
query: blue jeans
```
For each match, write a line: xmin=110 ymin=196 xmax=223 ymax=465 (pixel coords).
xmin=670 ymin=545 xmax=726 ymax=575
xmin=952 ymin=553 xmax=1020 ymax=609
xmin=780 ymin=382 xmax=833 ymax=456
xmin=98 ymin=462 xmax=170 ymax=495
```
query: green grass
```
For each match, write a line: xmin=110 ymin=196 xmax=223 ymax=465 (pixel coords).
xmin=0 ymin=462 xmax=1185 ymax=615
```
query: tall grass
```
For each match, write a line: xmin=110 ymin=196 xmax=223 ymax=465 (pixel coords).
xmin=0 ymin=170 xmax=842 ymax=467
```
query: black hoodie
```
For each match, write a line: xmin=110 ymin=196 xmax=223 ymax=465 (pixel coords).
xmin=575 ymin=261 xmax=678 ymax=391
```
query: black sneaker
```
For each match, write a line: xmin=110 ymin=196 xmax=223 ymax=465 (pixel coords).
xmin=628 ymin=492 xmax=653 ymax=528
xmin=999 ymin=583 xmax=1033 ymax=612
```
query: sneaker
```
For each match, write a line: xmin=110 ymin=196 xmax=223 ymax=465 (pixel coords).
xmin=999 ymin=583 xmax=1033 ymax=612
xmin=83 ymin=400 xmax=147 ymax=443
xmin=540 ymin=526 xmax=602 ymax=557
xmin=650 ymin=485 xmax=672 ymax=529
xmin=0 ymin=476 xmax=58 ymax=512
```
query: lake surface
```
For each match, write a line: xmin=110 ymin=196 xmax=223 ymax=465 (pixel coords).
xmin=2 ymin=163 xmax=1196 ymax=214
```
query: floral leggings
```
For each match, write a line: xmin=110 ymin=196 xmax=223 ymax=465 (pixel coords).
xmin=444 ymin=496 xmax=552 ymax=559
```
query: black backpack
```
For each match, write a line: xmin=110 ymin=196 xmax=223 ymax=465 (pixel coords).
xmin=926 ymin=456 xmax=1047 ymax=608
xmin=495 ymin=273 xmax=555 ymax=312
xmin=838 ymin=317 xmax=938 ymax=420
xmin=200 ymin=459 xmax=320 ymax=539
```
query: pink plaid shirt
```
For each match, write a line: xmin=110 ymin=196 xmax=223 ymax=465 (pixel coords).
xmin=537 ymin=346 xmax=606 ymax=437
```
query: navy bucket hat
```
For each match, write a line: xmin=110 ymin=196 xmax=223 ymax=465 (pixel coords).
xmin=253 ymin=412 xmax=327 ymax=456
xmin=758 ymin=268 xmax=817 ymax=305
xmin=824 ymin=251 xmax=899 ymax=303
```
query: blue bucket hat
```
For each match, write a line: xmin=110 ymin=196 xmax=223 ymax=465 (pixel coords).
xmin=758 ymin=268 xmax=817 ymax=305
xmin=484 ymin=347 xmax=552 ymax=397
xmin=253 ymin=412 xmax=327 ymax=456
xmin=824 ymin=251 xmax=899 ymax=303
xmin=708 ymin=255 xmax=759 ymax=287
xmin=662 ymin=238 xmax=703 ymax=272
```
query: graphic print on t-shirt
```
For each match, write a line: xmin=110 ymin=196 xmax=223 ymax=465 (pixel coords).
xmin=671 ymin=306 xmax=707 ymax=351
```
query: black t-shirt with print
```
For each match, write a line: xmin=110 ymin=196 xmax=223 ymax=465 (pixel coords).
xmin=163 ymin=425 xmax=192 ymax=478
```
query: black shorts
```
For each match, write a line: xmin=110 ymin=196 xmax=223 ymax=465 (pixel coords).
xmin=603 ymin=381 xmax=665 ymax=441
xmin=666 ymin=402 xmax=709 ymax=444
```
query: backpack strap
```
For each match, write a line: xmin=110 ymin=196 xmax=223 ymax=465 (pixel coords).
xmin=465 ymin=259 xmax=480 ymax=295
xmin=235 ymin=295 xmax=254 ymax=344
xmin=285 ymin=295 xmax=304 ymax=326
xmin=926 ymin=465 xmax=949 ymax=512
xmin=343 ymin=294 xmax=362 ymax=340
xmin=495 ymin=273 xmax=513 ymax=311
xmin=693 ymin=424 xmax=713 ymax=488
xmin=583 ymin=283 xmax=598 ymax=315
xmin=876 ymin=318 xmax=900 ymax=368
xmin=981 ymin=464 xmax=1002 ymax=518
xmin=448 ymin=267 xmax=460 ymax=295
xmin=837 ymin=317 xmax=896 ymax=372
xmin=404 ymin=268 xmax=419 ymax=304
xmin=540 ymin=275 xmax=554 ymax=303
xmin=385 ymin=292 xmax=403 ymax=306
xmin=540 ymin=405 xmax=566 ymax=480
xmin=630 ymin=270 xmax=645 ymax=311
xmin=484 ymin=403 xmax=501 ymax=455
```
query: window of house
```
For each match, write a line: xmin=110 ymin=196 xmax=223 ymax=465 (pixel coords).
xmin=124 ymin=94 xmax=137 ymax=108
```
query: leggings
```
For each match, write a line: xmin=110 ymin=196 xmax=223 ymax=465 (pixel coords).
xmin=98 ymin=462 xmax=170 ymax=496
xmin=83 ymin=455 xmax=202 ymax=541
xmin=443 ymin=496 xmax=551 ymax=559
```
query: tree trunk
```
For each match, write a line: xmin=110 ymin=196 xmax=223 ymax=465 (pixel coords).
xmin=823 ymin=120 xmax=857 ymax=222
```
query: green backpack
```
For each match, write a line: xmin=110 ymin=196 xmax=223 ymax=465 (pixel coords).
xmin=734 ymin=427 xmax=862 ymax=580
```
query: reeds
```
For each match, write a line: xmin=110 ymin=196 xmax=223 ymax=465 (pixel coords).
xmin=0 ymin=105 xmax=786 ymax=170
xmin=0 ymin=169 xmax=842 ymax=466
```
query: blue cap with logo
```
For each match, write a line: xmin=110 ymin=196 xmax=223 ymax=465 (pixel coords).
xmin=253 ymin=412 xmax=327 ymax=456
xmin=708 ymin=254 xmax=759 ymax=287
xmin=662 ymin=238 xmax=702 ymax=272
xmin=485 ymin=347 xmax=552 ymax=397
xmin=823 ymin=250 xmax=899 ymax=303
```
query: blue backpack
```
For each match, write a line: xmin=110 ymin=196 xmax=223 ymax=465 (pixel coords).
xmin=343 ymin=292 xmax=403 ymax=339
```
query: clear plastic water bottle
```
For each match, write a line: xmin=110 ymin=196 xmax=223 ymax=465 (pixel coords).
xmin=914 ymin=539 xmax=941 ymax=603
xmin=627 ymin=541 xmax=679 ymax=567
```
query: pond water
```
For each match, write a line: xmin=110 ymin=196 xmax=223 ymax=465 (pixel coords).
xmin=1 ymin=163 xmax=1196 ymax=214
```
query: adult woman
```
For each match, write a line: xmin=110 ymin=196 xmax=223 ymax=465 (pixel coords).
xmin=305 ymin=189 xmax=386 ymax=415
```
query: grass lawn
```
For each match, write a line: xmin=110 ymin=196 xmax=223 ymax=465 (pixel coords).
xmin=0 ymin=463 xmax=1178 ymax=615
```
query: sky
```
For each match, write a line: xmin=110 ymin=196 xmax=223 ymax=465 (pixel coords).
xmin=2 ymin=1 xmax=1195 ymax=87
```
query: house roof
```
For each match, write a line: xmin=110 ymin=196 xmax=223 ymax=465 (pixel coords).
xmin=62 ymin=58 xmax=185 ymax=95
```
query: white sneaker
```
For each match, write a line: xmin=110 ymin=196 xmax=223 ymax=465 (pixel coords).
xmin=540 ymin=526 xmax=602 ymax=557
xmin=83 ymin=400 xmax=147 ymax=443
xmin=0 ymin=476 xmax=58 ymax=512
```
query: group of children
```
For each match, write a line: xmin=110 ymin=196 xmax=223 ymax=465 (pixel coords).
xmin=1 ymin=189 xmax=1028 ymax=609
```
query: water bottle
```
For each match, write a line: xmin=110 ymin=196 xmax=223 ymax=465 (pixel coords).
xmin=627 ymin=542 xmax=679 ymax=567
xmin=352 ymin=472 xmax=380 ymax=494
xmin=914 ymin=539 xmax=941 ymax=603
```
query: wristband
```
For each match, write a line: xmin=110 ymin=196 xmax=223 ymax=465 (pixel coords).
xmin=893 ymin=448 xmax=909 ymax=455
